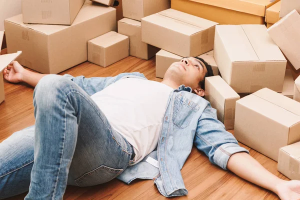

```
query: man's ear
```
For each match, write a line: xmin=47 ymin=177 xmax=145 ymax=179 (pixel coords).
xmin=193 ymin=88 xmax=205 ymax=97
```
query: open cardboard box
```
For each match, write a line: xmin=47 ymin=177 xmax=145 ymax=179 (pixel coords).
xmin=0 ymin=31 xmax=22 ymax=104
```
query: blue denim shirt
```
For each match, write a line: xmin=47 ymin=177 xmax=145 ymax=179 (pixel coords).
xmin=63 ymin=72 xmax=249 ymax=197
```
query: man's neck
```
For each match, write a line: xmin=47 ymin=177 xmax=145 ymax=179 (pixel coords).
xmin=161 ymin=79 xmax=180 ymax=89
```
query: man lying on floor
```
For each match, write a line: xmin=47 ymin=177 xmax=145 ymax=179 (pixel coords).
xmin=0 ymin=58 xmax=299 ymax=200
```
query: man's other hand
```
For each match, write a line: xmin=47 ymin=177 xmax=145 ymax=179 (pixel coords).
xmin=276 ymin=180 xmax=300 ymax=200
xmin=3 ymin=61 xmax=24 ymax=83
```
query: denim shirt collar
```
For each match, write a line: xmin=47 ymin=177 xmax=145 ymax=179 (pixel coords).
xmin=175 ymin=85 xmax=193 ymax=93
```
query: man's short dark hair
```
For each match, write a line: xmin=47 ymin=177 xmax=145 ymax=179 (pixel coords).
xmin=195 ymin=57 xmax=214 ymax=90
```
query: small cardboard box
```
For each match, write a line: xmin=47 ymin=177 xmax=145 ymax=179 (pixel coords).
xmin=280 ymin=0 xmax=300 ymax=18
xmin=0 ymin=31 xmax=22 ymax=104
xmin=268 ymin=10 xmax=300 ymax=70
xmin=281 ymin=69 xmax=294 ymax=99
xmin=92 ymin=0 xmax=115 ymax=6
xmin=171 ymin=0 xmax=279 ymax=25
xmin=205 ymin=76 xmax=240 ymax=130
xmin=234 ymin=88 xmax=300 ymax=161
xmin=142 ymin=9 xmax=218 ymax=57
xmin=123 ymin=0 xmax=170 ymax=21
xmin=118 ymin=18 xmax=159 ymax=60
xmin=22 ymin=0 xmax=85 ymax=25
xmin=155 ymin=50 xmax=219 ymax=79
xmin=214 ymin=25 xmax=287 ymax=93
xmin=278 ymin=142 xmax=300 ymax=180
xmin=294 ymin=76 xmax=300 ymax=102
xmin=265 ymin=1 xmax=281 ymax=27
xmin=88 ymin=31 xmax=129 ymax=67
xmin=5 ymin=1 xmax=116 ymax=74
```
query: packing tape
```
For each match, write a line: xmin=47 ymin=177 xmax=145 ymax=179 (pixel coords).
xmin=22 ymin=30 xmax=29 ymax=41
xmin=201 ymin=30 xmax=209 ymax=44
xmin=253 ymin=63 xmax=266 ymax=72
xmin=289 ymin=156 xmax=300 ymax=176
xmin=41 ymin=11 xmax=52 ymax=19
xmin=225 ymin=108 xmax=233 ymax=120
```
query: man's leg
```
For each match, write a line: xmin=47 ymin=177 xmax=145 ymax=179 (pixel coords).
xmin=25 ymin=75 xmax=134 ymax=200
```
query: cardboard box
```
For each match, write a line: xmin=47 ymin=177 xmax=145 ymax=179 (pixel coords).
xmin=114 ymin=0 xmax=123 ymax=21
xmin=295 ymin=76 xmax=300 ymax=102
xmin=171 ymin=0 xmax=279 ymax=25
xmin=265 ymin=1 xmax=281 ymax=26
xmin=92 ymin=0 xmax=115 ymax=6
xmin=88 ymin=31 xmax=129 ymax=67
xmin=214 ymin=25 xmax=287 ymax=93
xmin=278 ymin=142 xmax=300 ymax=180
xmin=118 ymin=18 xmax=159 ymax=60
xmin=155 ymin=50 xmax=219 ymax=79
xmin=281 ymin=69 xmax=294 ymax=99
xmin=5 ymin=1 xmax=116 ymax=74
xmin=234 ymin=88 xmax=300 ymax=161
xmin=205 ymin=76 xmax=240 ymax=130
xmin=268 ymin=10 xmax=300 ymax=70
xmin=22 ymin=0 xmax=85 ymax=25
xmin=0 ymin=31 xmax=22 ymax=104
xmin=0 ymin=0 xmax=22 ymax=31
xmin=142 ymin=9 xmax=218 ymax=57
xmin=123 ymin=0 xmax=170 ymax=21
xmin=266 ymin=23 xmax=273 ymax=28
xmin=280 ymin=0 xmax=300 ymax=18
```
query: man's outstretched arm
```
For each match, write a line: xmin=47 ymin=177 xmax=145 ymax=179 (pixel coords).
xmin=227 ymin=152 xmax=300 ymax=200
xmin=3 ymin=61 xmax=47 ymax=87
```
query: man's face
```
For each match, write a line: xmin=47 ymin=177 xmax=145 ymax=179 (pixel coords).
xmin=164 ymin=57 xmax=208 ymax=90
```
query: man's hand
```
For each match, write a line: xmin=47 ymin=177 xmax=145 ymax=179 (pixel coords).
xmin=275 ymin=180 xmax=300 ymax=200
xmin=3 ymin=61 xmax=24 ymax=83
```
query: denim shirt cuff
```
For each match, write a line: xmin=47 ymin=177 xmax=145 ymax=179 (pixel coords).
xmin=213 ymin=143 xmax=249 ymax=170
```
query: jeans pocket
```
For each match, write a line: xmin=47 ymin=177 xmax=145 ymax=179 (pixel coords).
xmin=74 ymin=165 xmax=124 ymax=187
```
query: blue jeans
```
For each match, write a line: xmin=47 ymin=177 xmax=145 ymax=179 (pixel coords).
xmin=0 ymin=75 xmax=135 ymax=200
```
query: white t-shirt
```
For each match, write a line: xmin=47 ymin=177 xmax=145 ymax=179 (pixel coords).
xmin=90 ymin=78 xmax=173 ymax=164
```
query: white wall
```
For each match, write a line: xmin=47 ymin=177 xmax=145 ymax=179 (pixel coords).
xmin=0 ymin=0 xmax=22 ymax=31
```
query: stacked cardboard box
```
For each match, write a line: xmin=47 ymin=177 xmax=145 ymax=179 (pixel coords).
xmin=5 ymin=1 xmax=117 ymax=74
xmin=214 ymin=25 xmax=286 ymax=93
xmin=265 ymin=1 xmax=281 ymax=28
xmin=295 ymin=76 xmax=300 ymax=102
xmin=235 ymin=88 xmax=300 ymax=161
xmin=171 ymin=0 xmax=279 ymax=25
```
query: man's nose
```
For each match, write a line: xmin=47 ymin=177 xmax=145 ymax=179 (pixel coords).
xmin=182 ymin=58 xmax=189 ymax=65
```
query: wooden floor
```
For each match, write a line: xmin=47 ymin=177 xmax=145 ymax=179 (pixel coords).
xmin=1 ymin=55 xmax=299 ymax=200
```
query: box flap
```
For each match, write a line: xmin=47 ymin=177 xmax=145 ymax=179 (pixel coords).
xmin=143 ymin=9 xmax=217 ymax=36
xmin=254 ymin=88 xmax=300 ymax=117
xmin=188 ymin=0 xmax=279 ymax=17
xmin=119 ymin=18 xmax=141 ymax=27
xmin=282 ymin=69 xmax=294 ymax=97
xmin=0 ymin=51 xmax=22 ymax=72
xmin=241 ymin=25 xmax=286 ymax=61
xmin=89 ymin=31 xmax=128 ymax=48
xmin=266 ymin=1 xmax=281 ymax=23
xmin=206 ymin=76 xmax=240 ymax=99
xmin=215 ymin=25 xmax=258 ymax=62
xmin=281 ymin=142 xmax=300 ymax=158
xmin=0 ymin=31 xmax=3 ymax=50
xmin=156 ymin=50 xmax=182 ymax=60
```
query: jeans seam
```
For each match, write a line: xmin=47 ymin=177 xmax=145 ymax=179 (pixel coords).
xmin=0 ymin=160 xmax=34 ymax=179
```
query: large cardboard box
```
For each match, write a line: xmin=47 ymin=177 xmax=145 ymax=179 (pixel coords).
xmin=171 ymin=0 xmax=279 ymax=25
xmin=268 ymin=10 xmax=300 ymax=70
xmin=0 ymin=0 xmax=22 ymax=31
xmin=118 ymin=18 xmax=159 ymax=60
xmin=88 ymin=31 xmax=129 ymax=67
xmin=234 ymin=88 xmax=300 ymax=161
xmin=155 ymin=50 xmax=219 ymax=79
xmin=205 ymin=76 xmax=240 ymax=130
xmin=280 ymin=0 xmax=300 ymax=18
xmin=281 ymin=69 xmax=294 ymax=99
xmin=214 ymin=25 xmax=287 ymax=93
xmin=265 ymin=1 xmax=281 ymax=27
xmin=22 ymin=0 xmax=85 ymax=25
xmin=295 ymin=76 xmax=300 ymax=102
xmin=123 ymin=0 xmax=170 ymax=21
xmin=5 ymin=1 xmax=116 ymax=74
xmin=278 ymin=142 xmax=300 ymax=180
xmin=0 ymin=31 xmax=22 ymax=104
xmin=92 ymin=0 xmax=115 ymax=6
xmin=142 ymin=9 xmax=218 ymax=57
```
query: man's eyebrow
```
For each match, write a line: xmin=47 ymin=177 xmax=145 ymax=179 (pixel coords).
xmin=194 ymin=58 xmax=204 ymax=69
